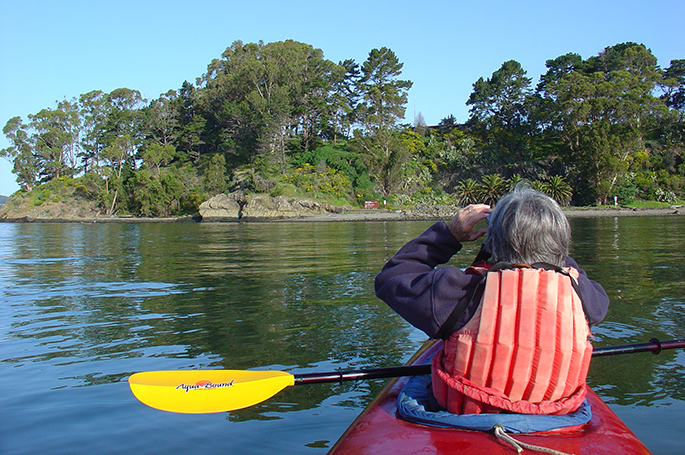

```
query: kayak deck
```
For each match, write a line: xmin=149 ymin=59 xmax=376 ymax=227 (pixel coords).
xmin=328 ymin=341 xmax=651 ymax=455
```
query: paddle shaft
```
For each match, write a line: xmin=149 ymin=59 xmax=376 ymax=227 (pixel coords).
xmin=591 ymin=337 xmax=685 ymax=357
xmin=295 ymin=364 xmax=431 ymax=384
xmin=294 ymin=338 xmax=685 ymax=385
xmin=128 ymin=337 xmax=685 ymax=413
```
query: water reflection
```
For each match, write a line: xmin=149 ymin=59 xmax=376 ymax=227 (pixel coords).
xmin=569 ymin=217 xmax=685 ymax=409
xmin=1 ymin=217 xmax=684 ymax=454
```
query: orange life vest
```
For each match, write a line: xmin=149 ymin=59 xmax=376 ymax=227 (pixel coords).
xmin=431 ymin=264 xmax=593 ymax=415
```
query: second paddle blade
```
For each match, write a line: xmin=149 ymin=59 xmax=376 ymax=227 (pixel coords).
xmin=129 ymin=370 xmax=295 ymax=414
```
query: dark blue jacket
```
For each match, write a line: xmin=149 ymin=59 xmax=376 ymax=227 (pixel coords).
xmin=375 ymin=222 xmax=609 ymax=338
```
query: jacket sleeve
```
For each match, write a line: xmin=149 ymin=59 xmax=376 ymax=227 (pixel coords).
xmin=374 ymin=222 xmax=483 ymax=338
xmin=564 ymin=256 xmax=610 ymax=326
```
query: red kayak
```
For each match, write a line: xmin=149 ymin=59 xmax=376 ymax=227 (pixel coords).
xmin=328 ymin=340 xmax=651 ymax=455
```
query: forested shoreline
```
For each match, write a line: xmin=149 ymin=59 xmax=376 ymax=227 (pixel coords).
xmin=1 ymin=40 xmax=684 ymax=217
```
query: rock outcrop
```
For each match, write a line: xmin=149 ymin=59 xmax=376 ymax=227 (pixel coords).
xmin=197 ymin=192 xmax=244 ymax=220
xmin=0 ymin=193 xmax=102 ymax=221
xmin=198 ymin=192 xmax=345 ymax=221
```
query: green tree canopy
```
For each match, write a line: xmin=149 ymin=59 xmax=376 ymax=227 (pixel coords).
xmin=353 ymin=47 xmax=413 ymax=197
xmin=2 ymin=39 xmax=683 ymax=214
xmin=535 ymin=43 xmax=667 ymax=204
xmin=467 ymin=60 xmax=533 ymax=161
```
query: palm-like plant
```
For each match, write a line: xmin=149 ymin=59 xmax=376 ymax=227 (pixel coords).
xmin=507 ymin=173 xmax=525 ymax=191
xmin=531 ymin=180 xmax=546 ymax=192
xmin=455 ymin=178 xmax=480 ymax=205
xmin=542 ymin=176 xmax=573 ymax=206
xmin=477 ymin=173 xmax=507 ymax=206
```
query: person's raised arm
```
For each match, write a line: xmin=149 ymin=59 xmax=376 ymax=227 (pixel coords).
xmin=374 ymin=205 xmax=491 ymax=337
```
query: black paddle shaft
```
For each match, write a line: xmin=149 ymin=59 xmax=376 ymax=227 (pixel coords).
xmin=292 ymin=338 xmax=685 ymax=385
xmin=592 ymin=338 xmax=685 ymax=357
xmin=294 ymin=364 xmax=431 ymax=385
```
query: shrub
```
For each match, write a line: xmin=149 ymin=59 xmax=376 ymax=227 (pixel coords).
xmin=285 ymin=163 xmax=352 ymax=199
xmin=655 ymin=188 xmax=677 ymax=204
xmin=612 ymin=173 xmax=639 ymax=204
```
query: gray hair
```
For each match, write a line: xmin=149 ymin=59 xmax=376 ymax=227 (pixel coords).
xmin=485 ymin=186 xmax=570 ymax=267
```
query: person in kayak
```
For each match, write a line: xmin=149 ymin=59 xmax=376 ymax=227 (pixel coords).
xmin=375 ymin=186 xmax=609 ymax=415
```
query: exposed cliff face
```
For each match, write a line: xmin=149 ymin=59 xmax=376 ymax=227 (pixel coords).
xmin=198 ymin=192 xmax=345 ymax=221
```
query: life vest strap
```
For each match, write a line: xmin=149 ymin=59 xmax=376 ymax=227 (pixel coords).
xmin=435 ymin=279 xmax=485 ymax=340
xmin=529 ymin=262 xmax=591 ymax=322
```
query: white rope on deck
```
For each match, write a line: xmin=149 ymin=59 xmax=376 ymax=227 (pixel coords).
xmin=493 ymin=425 xmax=575 ymax=455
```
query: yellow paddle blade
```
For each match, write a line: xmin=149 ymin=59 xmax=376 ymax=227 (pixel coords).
xmin=129 ymin=370 xmax=295 ymax=414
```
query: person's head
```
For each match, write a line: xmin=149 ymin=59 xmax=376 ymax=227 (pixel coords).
xmin=485 ymin=186 xmax=570 ymax=267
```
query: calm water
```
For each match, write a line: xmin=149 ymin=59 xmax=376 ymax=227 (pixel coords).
xmin=1 ymin=217 xmax=684 ymax=454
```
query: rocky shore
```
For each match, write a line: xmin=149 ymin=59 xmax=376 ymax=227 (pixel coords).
xmin=0 ymin=191 xmax=682 ymax=223
xmin=2 ymin=205 xmax=682 ymax=224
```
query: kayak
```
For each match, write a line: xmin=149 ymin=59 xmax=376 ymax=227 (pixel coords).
xmin=327 ymin=340 xmax=652 ymax=455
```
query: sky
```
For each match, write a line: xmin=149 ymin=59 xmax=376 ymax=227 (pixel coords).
xmin=1 ymin=0 xmax=684 ymax=197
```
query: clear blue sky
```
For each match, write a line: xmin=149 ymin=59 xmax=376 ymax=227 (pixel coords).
xmin=1 ymin=0 xmax=683 ymax=196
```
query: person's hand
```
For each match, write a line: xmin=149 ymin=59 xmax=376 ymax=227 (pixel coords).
xmin=448 ymin=204 xmax=492 ymax=242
